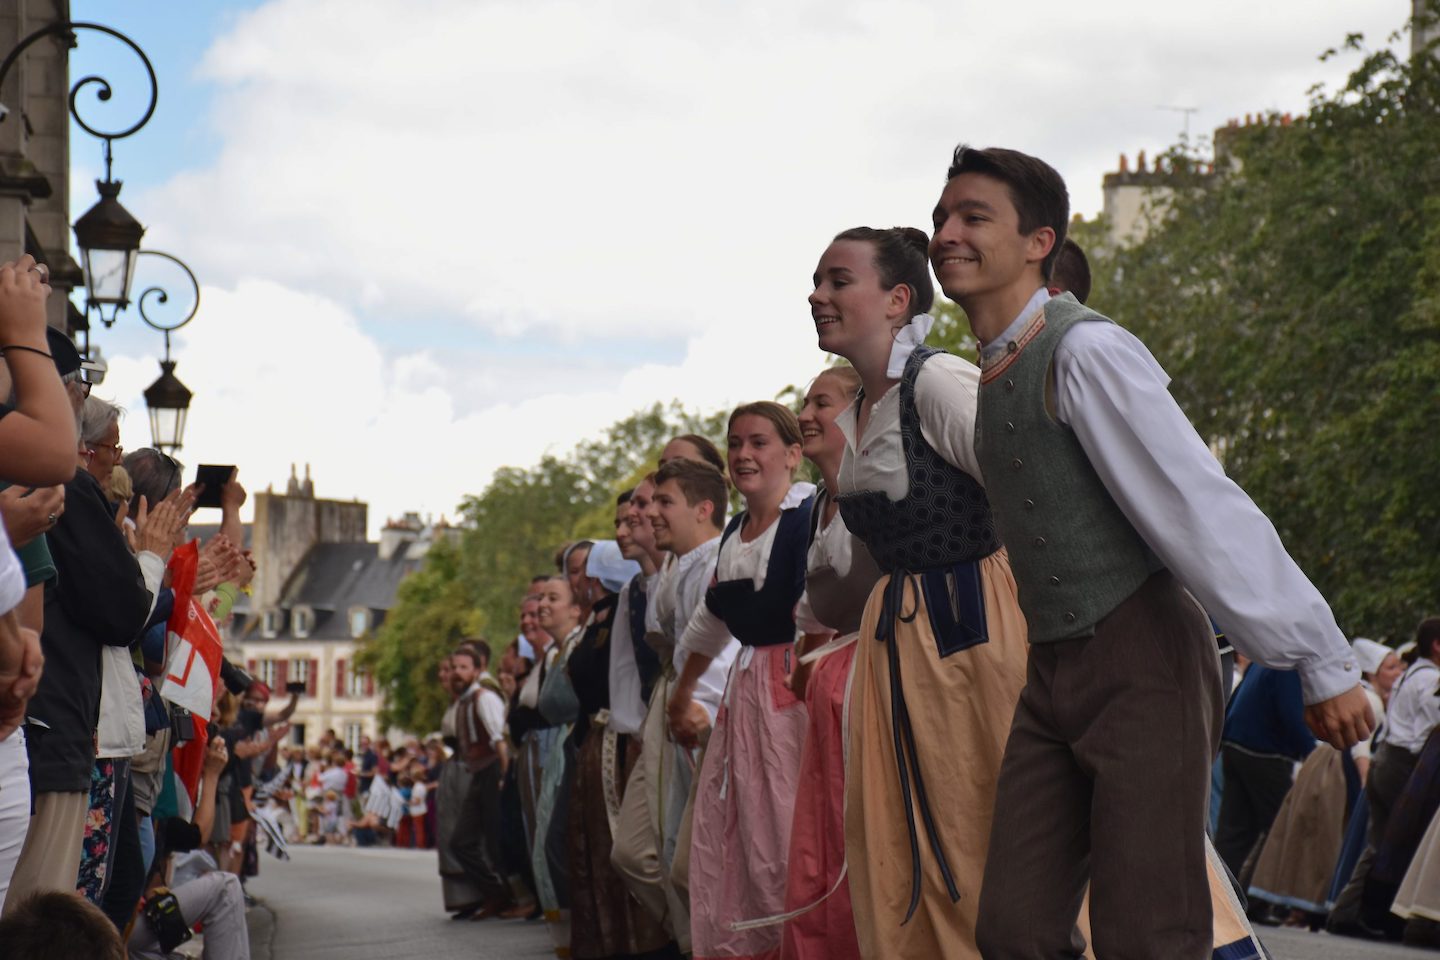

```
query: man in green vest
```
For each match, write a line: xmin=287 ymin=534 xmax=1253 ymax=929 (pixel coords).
xmin=928 ymin=145 xmax=1373 ymax=960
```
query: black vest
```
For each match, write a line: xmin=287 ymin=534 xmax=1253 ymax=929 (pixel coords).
xmin=704 ymin=497 xmax=813 ymax=646
xmin=837 ymin=346 xmax=1000 ymax=573
xmin=627 ymin=573 xmax=662 ymax=702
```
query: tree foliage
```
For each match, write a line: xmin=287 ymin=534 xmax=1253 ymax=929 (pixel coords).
xmin=1088 ymin=21 xmax=1440 ymax=641
xmin=360 ymin=403 xmax=726 ymax=733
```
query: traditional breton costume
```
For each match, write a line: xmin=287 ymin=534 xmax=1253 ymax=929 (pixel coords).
xmin=779 ymin=490 xmax=882 ymax=960
xmin=562 ymin=545 xmax=671 ymax=959
xmin=973 ymin=289 xmax=1356 ymax=960
xmin=681 ymin=481 xmax=815 ymax=960
xmin=510 ymin=639 xmax=562 ymax=890
xmin=449 ymin=675 xmax=512 ymax=909
xmin=533 ymin=623 xmax=585 ymax=958
xmin=612 ymin=536 xmax=738 ymax=953
xmin=831 ymin=325 xmax=1028 ymax=960
xmin=436 ymin=695 xmax=485 ymax=913
xmin=1248 ymin=642 xmax=1388 ymax=916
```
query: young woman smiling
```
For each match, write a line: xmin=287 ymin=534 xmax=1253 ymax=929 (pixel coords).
xmin=807 ymin=226 xmax=1028 ymax=960
xmin=530 ymin=571 xmax=584 ymax=956
xmin=669 ymin=402 xmax=815 ymax=960
xmin=777 ymin=365 xmax=880 ymax=960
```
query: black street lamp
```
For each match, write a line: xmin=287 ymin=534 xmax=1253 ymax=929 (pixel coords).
xmin=144 ymin=359 xmax=192 ymax=455
xmin=0 ymin=21 xmax=157 ymax=326
xmin=135 ymin=251 xmax=199 ymax=453
xmin=72 ymin=178 xmax=146 ymax=327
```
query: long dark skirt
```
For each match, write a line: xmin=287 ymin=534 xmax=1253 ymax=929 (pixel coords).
xmin=567 ymin=727 xmax=670 ymax=959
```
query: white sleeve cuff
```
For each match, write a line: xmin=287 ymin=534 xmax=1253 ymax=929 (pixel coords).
xmin=1296 ymin=648 xmax=1363 ymax=706
xmin=137 ymin=551 xmax=167 ymax=594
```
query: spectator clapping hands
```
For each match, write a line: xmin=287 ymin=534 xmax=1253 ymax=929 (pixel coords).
xmin=125 ymin=485 xmax=196 ymax=558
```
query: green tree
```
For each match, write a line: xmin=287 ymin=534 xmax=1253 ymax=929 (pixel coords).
xmin=360 ymin=403 xmax=727 ymax=732
xmin=360 ymin=538 xmax=476 ymax=733
xmin=1087 ymin=20 xmax=1440 ymax=641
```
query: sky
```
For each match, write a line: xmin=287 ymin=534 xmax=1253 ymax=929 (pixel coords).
xmin=60 ymin=0 xmax=1405 ymax=534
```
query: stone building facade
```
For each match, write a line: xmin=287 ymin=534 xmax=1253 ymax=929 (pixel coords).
xmin=0 ymin=0 xmax=82 ymax=332
xmin=218 ymin=468 xmax=441 ymax=750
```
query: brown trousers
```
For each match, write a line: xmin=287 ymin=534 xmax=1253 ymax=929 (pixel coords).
xmin=976 ymin=571 xmax=1222 ymax=960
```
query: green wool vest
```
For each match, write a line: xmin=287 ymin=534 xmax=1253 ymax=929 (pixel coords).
xmin=975 ymin=294 xmax=1161 ymax=642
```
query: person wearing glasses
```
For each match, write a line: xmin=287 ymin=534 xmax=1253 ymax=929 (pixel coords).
xmin=79 ymin=397 xmax=124 ymax=500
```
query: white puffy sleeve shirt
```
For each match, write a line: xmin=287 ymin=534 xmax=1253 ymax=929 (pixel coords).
xmin=835 ymin=353 xmax=985 ymax=500
xmin=657 ymin=537 xmax=736 ymax=723
xmin=1037 ymin=309 xmax=1358 ymax=705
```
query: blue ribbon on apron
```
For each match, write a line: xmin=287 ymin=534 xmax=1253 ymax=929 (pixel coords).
xmin=875 ymin=559 xmax=989 ymax=924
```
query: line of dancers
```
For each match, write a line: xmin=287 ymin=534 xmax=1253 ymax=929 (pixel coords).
xmin=440 ymin=143 xmax=1373 ymax=960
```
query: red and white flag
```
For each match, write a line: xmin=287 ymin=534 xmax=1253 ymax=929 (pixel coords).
xmin=162 ymin=541 xmax=225 ymax=803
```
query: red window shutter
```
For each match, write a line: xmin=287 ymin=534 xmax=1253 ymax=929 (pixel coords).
xmin=335 ymin=658 xmax=346 ymax=697
xmin=365 ymin=671 xmax=375 ymax=697
xmin=276 ymin=660 xmax=288 ymax=689
xmin=247 ymin=659 xmax=256 ymax=674
xmin=307 ymin=659 xmax=318 ymax=697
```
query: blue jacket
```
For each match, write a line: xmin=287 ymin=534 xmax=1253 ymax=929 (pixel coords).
xmin=1222 ymin=665 xmax=1316 ymax=761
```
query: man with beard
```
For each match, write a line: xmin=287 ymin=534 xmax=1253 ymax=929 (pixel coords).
xmin=449 ymin=643 xmax=515 ymax=919
xmin=435 ymin=655 xmax=485 ymax=919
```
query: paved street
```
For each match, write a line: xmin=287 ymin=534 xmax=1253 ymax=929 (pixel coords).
xmin=1259 ymin=926 xmax=1434 ymax=960
xmin=245 ymin=845 xmax=1437 ymax=960
xmin=246 ymin=845 xmax=551 ymax=960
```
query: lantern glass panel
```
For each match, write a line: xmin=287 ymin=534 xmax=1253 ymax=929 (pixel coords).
xmin=147 ymin=404 xmax=187 ymax=452
xmin=83 ymin=247 xmax=137 ymax=306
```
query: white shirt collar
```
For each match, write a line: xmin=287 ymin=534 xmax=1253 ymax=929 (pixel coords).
xmin=979 ymin=286 xmax=1051 ymax=368
xmin=780 ymin=481 xmax=818 ymax=510
xmin=674 ymin=534 xmax=721 ymax=574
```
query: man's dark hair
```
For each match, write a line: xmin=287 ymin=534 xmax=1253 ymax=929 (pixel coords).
xmin=1418 ymin=617 xmax=1440 ymax=661
xmin=1051 ymin=238 xmax=1091 ymax=304
xmin=0 ymin=892 xmax=126 ymax=960
xmin=456 ymin=638 xmax=492 ymax=668
xmin=654 ymin=458 xmax=728 ymax=530
xmin=617 ymin=488 xmax=633 ymax=506
xmin=946 ymin=144 xmax=1070 ymax=281
xmin=831 ymin=226 xmax=935 ymax=317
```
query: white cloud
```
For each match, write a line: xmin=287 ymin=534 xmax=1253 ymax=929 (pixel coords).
xmin=105 ymin=0 xmax=1407 ymax=529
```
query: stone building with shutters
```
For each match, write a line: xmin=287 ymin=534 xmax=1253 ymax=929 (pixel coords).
xmin=218 ymin=467 xmax=450 ymax=751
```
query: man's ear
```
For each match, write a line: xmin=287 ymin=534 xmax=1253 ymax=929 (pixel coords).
xmin=1027 ymin=226 xmax=1057 ymax=267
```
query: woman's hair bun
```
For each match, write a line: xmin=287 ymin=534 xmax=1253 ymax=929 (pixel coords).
xmin=897 ymin=226 xmax=930 ymax=254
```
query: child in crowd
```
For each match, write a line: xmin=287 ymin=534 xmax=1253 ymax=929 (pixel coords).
xmin=317 ymin=789 xmax=344 ymax=845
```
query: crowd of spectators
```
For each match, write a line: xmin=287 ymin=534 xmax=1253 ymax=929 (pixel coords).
xmin=0 ymin=256 xmax=264 ymax=960
xmin=1217 ymin=617 xmax=1440 ymax=948
xmin=248 ymin=730 xmax=449 ymax=851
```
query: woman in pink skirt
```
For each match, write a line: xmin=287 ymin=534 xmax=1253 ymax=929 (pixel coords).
xmin=668 ymin=401 xmax=815 ymax=960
